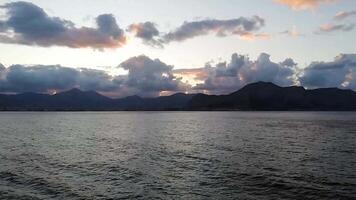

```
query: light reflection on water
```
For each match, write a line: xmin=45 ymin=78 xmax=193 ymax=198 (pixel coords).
xmin=0 ymin=112 xmax=355 ymax=199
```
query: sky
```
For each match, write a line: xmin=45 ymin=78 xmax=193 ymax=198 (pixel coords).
xmin=0 ymin=0 xmax=355 ymax=97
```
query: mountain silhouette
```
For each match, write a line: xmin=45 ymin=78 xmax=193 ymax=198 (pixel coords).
xmin=1 ymin=82 xmax=356 ymax=111
xmin=188 ymin=82 xmax=356 ymax=110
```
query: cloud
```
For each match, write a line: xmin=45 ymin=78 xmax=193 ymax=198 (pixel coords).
xmin=315 ymin=10 xmax=356 ymax=34
xmin=239 ymin=33 xmax=271 ymax=41
xmin=118 ymin=55 xmax=189 ymax=96
xmin=0 ymin=64 xmax=120 ymax=93
xmin=280 ymin=26 xmax=305 ymax=37
xmin=0 ymin=2 xmax=269 ymax=48
xmin=193 ymin=53 xmax=298 ymax=94
xmin=299 ymin=54 xmax=356 ymax=89
xmin=162 ymin=16 xmax=265 ymax=43
xmin=275 ymin=0 xmax=338 ymax=10
xmin=317 ymin=23 xmax=355 ymax=33
xmin=77 ymin=68 xmax=120 ymax=92
xmin=1 ymin=54 xmax=356 ymax=97
xmin=334 ymin=11 xmax=356 ymax=20
xmin=0 ymin=21 xmax=7 ymax=32
xmin=174 ymin=68 xmax=208 ymax=81
xmin=0 ymin=56 xmax=190 ymax=97
xmin=127 ymin=22 xmax=162 ymax=47
xmin=0 ymin=1 xmax=126 ymax=49
xmin=127 ymin=16 xmax=268 ymax=47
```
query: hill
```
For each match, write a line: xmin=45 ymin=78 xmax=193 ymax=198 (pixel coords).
xmin=1 ymin=82 xmax=356 ymax=111
xmin=188 ymin=82 xmax=356 ymax=111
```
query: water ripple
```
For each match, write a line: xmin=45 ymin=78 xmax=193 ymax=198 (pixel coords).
xmin=0 ymin=111 xmax=355 ymax=199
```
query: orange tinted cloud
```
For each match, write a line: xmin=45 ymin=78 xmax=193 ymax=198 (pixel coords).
xmin=275 ymin=0 xmax=338 ymax=10
xmin=240 ymin=33 xmax=271 ymax=41
xmin=173 ymin=68 xmax=208 ymax=86
xmin=317 ymin=23 xmax=355 ymax=33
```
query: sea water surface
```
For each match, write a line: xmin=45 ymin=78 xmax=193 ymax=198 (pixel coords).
xmin=0 ymin=112 xmax=355 ymax=200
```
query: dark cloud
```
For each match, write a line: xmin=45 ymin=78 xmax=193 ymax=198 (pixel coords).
xmin=119 ymin=55 xmax=189 ymax=96
xmin=0 ymin=65 xmax=79 ymax=93
xmin=162 ymin=16 xmax=265 ymax=43
xmin=299 ymin=54 xmax=356 ymax=89
xmin=77 ymin=68 xmax=120 ymax=92
xmin=0 ymin=55 xmax=189 ymax=97
xmin=0 ymin=1 xmax=126 ymax=49
xmin=0 ymin=64 xmax=122 ymax=93
xmin=281 ymin=58 xmax=298 ymax=67
xmin=127 ymin=16 xmax=267 ymax=47
xmin=334 ymin=11 xmax=356 ymax=20
xmin=193 ymin=53 xmax=297 ymax=94
xmin=96 ymin=14 xmax=125 ymax=41
xmin=127 ymin=22 xmax=162 ymax=47
xmin=0 ymin=2 xmax=269 ymax=48
xmin=1 ymin=1 xmax=69 ymax=39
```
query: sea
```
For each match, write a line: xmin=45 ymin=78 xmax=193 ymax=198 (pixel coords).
xmin=0 ymin=112 xmax=355 ymax=199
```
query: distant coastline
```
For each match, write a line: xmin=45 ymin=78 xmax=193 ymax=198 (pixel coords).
xmin=1 ymin=82 xmax=356 ymax=111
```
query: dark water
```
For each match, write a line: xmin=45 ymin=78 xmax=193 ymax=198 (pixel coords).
xmin=0 ymin=112 xmax=355 ymax=200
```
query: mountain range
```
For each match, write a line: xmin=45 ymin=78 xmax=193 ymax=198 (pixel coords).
xmin=1 ymin=82 xmax=356 ymax=111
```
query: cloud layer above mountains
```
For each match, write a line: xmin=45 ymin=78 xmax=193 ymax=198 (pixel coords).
xmin=0 ymin=55 xmax=189 ymax=97
xmin=299 ymin=54 xmax=356 ymax=89
xmin=192 ymin=53 xmax=297 ymax=94
xmin=0 ymin=1 xmax=354 ymax=97
xmin=1 ymin=53 xmax=356 ymax=97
